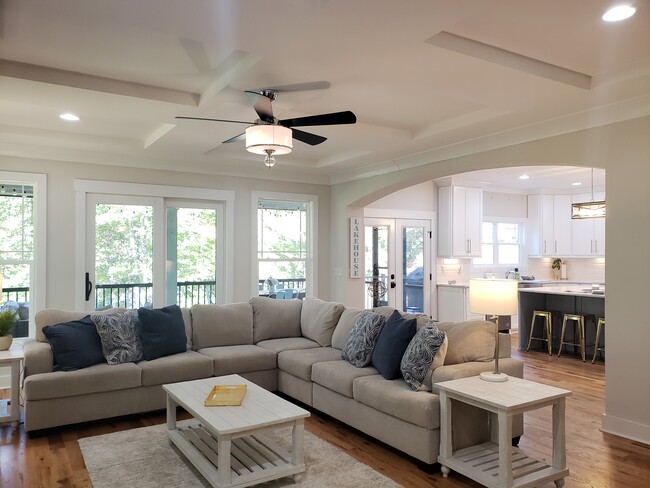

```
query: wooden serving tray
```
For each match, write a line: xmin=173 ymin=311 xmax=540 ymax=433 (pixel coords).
xmin=204 ymin=384 xmax=247 ymax=406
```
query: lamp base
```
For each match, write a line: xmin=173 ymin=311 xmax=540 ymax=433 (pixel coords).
xmin=480 ymin=371 xmax=509 ymax=382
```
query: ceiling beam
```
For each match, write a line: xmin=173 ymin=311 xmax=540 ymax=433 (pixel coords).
xmin=0 ymin=59 xmax=200 ymax=106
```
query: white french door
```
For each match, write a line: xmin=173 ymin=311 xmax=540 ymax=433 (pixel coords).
xmin=84 ymin=194 xmax=164 ymax=311
xmin=364 ymin=218 xmax=432 ymax=315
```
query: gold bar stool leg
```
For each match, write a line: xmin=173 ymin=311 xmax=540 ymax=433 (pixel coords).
xmin=592 ymin=318 xmax=605 ymax=364
xmin=558 ymin=314 xmax=569 ymax=357
xmin=579 ymin=316 xmax=586 ymax=362
xmin=527 ymin=310 xmax=553 ymax=355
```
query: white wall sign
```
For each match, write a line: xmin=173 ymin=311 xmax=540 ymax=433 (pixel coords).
xmin=350 ymin=217 xmax=361 ymax=278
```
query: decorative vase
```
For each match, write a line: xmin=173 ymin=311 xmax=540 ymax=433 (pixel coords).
xmin=0 ymin=335 xmax=13 ymax=351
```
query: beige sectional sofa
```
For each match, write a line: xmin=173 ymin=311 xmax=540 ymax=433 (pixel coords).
xmin=23 ymin=297 xmax=523 ymax=465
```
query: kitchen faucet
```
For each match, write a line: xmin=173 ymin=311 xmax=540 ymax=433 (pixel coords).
xmin=505 ymin=269 xmax=516 ymax=279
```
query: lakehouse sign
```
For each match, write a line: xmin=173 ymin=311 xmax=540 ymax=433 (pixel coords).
xmin=350 ymin=217 xmax=361 ymax=278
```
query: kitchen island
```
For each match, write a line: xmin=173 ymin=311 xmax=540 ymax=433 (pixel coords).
xmin=518 ymin=285 xmax=605 ymax=355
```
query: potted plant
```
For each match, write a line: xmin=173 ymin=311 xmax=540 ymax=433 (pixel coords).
xmin=551 ymin=258 xmax=564 ymax=280
xmin=0 ymin=309 xmax=17 ymax=350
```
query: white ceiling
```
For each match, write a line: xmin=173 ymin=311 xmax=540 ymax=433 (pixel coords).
xmin=0 ymin=0 xmax=648 ymax=187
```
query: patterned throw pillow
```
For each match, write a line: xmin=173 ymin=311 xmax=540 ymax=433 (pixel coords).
xmin=91 ymin=310 xmax=143 ymax=365
xmin=400 ymin=323 xmax=448 ymax=391
xmin=341 ymin=310 xmax=386 ymax=367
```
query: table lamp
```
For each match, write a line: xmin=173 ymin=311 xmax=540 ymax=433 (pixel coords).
xmin=469 ymin=278 xmax=519 ymax=382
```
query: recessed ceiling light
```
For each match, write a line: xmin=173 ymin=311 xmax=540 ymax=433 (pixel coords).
xmin=602 ymin=5 xmax=636 ymax=22
xmin=60 ymin=113 xmax=80 ymax=121
xmin=572 ymin=182 xmax=583 ymax=186
xmin=518 ymin=175 xmax=530 ymax=180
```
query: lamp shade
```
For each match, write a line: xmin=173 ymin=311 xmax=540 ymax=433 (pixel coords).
xmin=469 ymin=278 xmax=518 ymax=316
xmin=245 ymin=125 xmax=292 ymax=155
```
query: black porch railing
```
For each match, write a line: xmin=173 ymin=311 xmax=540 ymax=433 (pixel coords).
xmin=1 ymin=287 xmax=29 ymax=304
xmin=95 ymin=280 xmax=217 ymax=309
xmin=257 ymin=278 xmax=306 ymax=291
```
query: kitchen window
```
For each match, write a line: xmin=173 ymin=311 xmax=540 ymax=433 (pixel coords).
xmin=473 ymin=221 xmax=522 ymax=266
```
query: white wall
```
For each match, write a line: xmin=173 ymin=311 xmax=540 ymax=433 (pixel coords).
xmin=330 ymin=115 xmax=650 ymax=445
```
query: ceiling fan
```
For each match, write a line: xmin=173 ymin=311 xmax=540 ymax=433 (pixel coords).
xmin=176 ymin=83 xmax=356 ymax=167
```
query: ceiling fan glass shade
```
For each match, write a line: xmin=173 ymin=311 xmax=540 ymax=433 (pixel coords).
xmin=571 ymin=200 xmax=606 ymax=219
xmin=245 ymin=125 xmax=292 ymax=155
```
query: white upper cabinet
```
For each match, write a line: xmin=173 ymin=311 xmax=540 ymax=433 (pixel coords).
xmin=438 ymin=186 xmax=483 ymax=257
xmin=571 ymin=192 xmax=606 ymax=257
xmin=527 ymin=195 xmax=572 ymax=257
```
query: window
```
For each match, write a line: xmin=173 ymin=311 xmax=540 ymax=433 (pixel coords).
xmin=0 ymin=173 xmax=47 ymax=338
xmin=473 ymin=222 xmax=522 ymax=266
xmin=255 ymin=194 xmax=316 ymax=298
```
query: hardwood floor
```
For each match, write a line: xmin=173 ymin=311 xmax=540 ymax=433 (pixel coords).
xmin=2 ymin=334 xmax=649 ymax=487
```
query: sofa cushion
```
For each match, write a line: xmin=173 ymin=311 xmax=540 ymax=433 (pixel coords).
xmin=42 ymin=315 xmax=106 ymax=371
xmin=437 ymin=320 xmax=496 ymax=365
xmin=91 ymin=310 xmax=144 ymax=365
xmin=256 ymin=337 xmax=320 ymax=354
xmin=300 ymin=298 xmax=345 ymax=347
xmin=180 ymin=307 xmax=193 ymax=350
xmin=137 ymin=305 xmax=187 ymax=361
xmin=341 ymin=311 xmax=385 ymax=367
xmin=23 ymin=362 xmax=142 ymax=401
xmin=138 ymin=351 xmax=214 ymax=386
xmin=311 ymin=360 xmax=379 ymax=398
xmin=278 ymin=347 xmax=343 ymax=381
xmin=331 ymin=307 xmax=364 ymax=350
xmin=198 ymin=345 xmax=277 ymax=376
xmin=400 ymin=324 xmax=448 ymax=391
xmin=191 ymin=303 xmax=253 ymax=349
xmin=353 ymin=375 xmax=440 ymax=430
xmin=371 ymin=310 xmax=417 ymax=380
xmin=250 ymin=297 xmax=302 ymax=342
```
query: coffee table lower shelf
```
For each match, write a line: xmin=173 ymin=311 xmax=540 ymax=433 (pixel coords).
xmin=168 ymin=421 xmax=305 ymax=488
xmin=441 ymin=442 xmax=569 ymax=488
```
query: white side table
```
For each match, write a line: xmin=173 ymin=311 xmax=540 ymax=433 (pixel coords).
xmin=0 ymin=345 xmax=24 ymax=429
xmin=437 ymin=375 xmax=571 ymax=488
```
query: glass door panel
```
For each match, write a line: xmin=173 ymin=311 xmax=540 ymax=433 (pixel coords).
xmin=401 ymin=225 xmax=426 ymax=313
xmin=93 ymin=202 xmax=154 ymax=309
xmin=364 ymin=222 xmax=392 ymax=309
xmin=166 ymin=206 xmax=218 ymax=307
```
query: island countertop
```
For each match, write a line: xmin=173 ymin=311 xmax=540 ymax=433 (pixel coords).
xmin=519 ymin=285 xmax=605 ymax=298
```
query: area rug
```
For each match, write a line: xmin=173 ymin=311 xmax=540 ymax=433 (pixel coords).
xmin=79 ymin=420 xmax=402 ymax=487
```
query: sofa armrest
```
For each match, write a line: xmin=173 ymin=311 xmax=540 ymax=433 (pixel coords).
xmin=23 ymin=340 xmax=54 ymax=377
xmin=430 ymin=358 xmax=524 ymax=388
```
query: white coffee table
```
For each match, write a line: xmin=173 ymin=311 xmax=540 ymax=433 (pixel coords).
xmin=437 ymin=375 xmax=572 ymax=488
xmin=163 ymin=374 xmax=310 ymax=488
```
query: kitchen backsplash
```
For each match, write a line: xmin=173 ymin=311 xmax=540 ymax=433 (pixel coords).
xmin=437 ymin=257 xmax=605 ymax=284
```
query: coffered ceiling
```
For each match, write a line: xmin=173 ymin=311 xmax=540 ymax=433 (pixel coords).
xmin=1 ymin=0 xmax=648 ymax=185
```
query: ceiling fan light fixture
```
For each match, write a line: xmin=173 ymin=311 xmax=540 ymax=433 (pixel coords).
xmin=264 ymin=150 xmax=276 ymax=168
xmin=245 ymin=125 xmax=292 ymax=156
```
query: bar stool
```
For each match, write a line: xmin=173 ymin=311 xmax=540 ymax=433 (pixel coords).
xmin=527 ymin=310 xmax=560 ymax=355
xmin=558 ymin=313 xmax=596 ymax=362
xmin=592 ymin=317 xmax=605 ymax=364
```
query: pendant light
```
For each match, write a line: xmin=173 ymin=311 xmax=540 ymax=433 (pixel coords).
xmin=571 ymin=168 xmax=606 ymax=219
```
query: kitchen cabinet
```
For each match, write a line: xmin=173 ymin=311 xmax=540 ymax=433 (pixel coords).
xmin=437 ymin=285 xmax=485 ymax=322
xmin=438 ymin=186 xmax=482 ymax=257
xmin=437 ymin=285 xmax=467 ymax=323
xmin=571 ymin=192 xmax=605 ymax=256
xmin=527 ymin=194 xmax=572 ymax=257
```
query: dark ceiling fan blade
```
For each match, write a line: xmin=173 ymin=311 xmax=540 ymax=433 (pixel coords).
xmin=291 ymin=128 xmax=327 ymax=146
xmin=222 ymin=132 xmax=246 ymax=144
xmin=264 ymin=81 xmax=331 ymax=93
xmin=245 ymin=90 xmax=274 ymax=123
xmin=176 ymin=116 xmax=252 ymax=125
xmin=280 ymin=110 xmax=356 ymax=128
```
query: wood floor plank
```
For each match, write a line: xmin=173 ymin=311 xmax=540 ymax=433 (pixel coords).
xmin=1 ymin=334 xmax=648 ymax=487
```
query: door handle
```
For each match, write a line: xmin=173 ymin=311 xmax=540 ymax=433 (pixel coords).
xmin=85 ymin=272 xmax=93 ymax=302
xmin=390 ymin=282 xmax=396 ymax=289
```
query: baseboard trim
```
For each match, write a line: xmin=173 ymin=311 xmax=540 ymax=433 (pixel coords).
xmin=601 ymin=413 xmax=650 ymax=446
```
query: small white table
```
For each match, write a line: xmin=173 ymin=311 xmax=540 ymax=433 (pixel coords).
xmin=0 ymin=345 xmax=23 ymax=429
xmin=163 ymin=374 xmax=310 ymax=488
xmin=437 ymin=376 xmax=571 ymax=488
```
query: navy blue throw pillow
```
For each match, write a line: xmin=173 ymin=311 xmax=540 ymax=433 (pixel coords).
xmin=371 ymin=310 xmax=417 ymax=380
xmin=42 ymin=316 xmax=106 ymax=371
xmin=137 ymin=305 xmax=187 ymax=361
